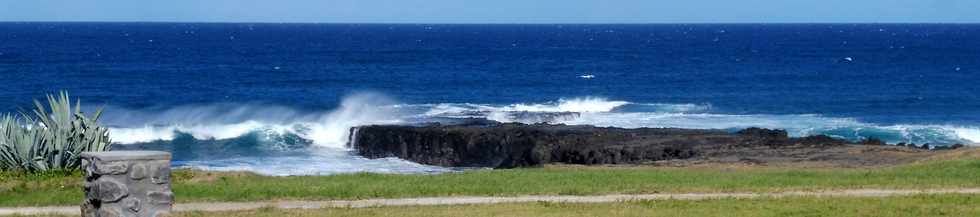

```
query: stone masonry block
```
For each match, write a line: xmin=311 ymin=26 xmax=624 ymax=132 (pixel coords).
xmin=81 ymin=151 xmax=173 ymax=217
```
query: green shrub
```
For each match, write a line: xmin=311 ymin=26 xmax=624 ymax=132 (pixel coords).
xmin=0 ymin=91 xmax=111 ymax=172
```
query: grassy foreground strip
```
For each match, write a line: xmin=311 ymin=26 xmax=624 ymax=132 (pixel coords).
xmin=13 ymin=194 xmax=980 ymax=217
xmin=2 ymin=150 xmax=979 ymax=207
xmin=176 ymin=194 xmax=980 ymax=217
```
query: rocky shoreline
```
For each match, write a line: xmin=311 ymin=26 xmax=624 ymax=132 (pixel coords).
xmin=349 ymin=122 xmax=962 ymax=168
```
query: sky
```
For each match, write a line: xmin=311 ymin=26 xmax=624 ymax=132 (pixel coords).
xmin=2 ymin=0 xmax=979 ymax=23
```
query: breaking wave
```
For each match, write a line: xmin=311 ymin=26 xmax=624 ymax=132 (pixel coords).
xmin=107 ymin=93 xmax=402 ymax=148
xmin=502 ymin=97 xmax=630 ymax=113
xmin=561 ymin=113 xmax=979 ymax=145
xmin=104 ymin=95 xmax=977 ymax=175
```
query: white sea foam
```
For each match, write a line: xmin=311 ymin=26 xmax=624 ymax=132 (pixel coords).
xmin=108 ymin=96 xmax=979 ymax=147
xmin=110 ymin=126 xmax=177 ymax=143
xmin=109 ymin=121 xmax=296 ymax=144
xmin=175 ymin=148 xmax=455 ymax=176
xmin=557 ymin=112 xmax=978 ymax=145
xmin=104 ymin=96 xmax=979 ymax=175
xmin=641 ymin=103 xmax=712 ymax=113
xmin=418 ymin=99 xmax=708 ymax=120
xmin=951 ymin=127 xmax=980 ymax=145
xmin=501 ymin=97 xmax=629 ymax=113
xmin=415 ymin=98 xmax=630 ymax=123
xmin=305 ymin=93 xmax=402 ymax=148
xmin=107 ymin=92 xmax=402 ymax=149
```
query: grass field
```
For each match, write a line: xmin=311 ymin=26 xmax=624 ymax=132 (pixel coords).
xmin=11 ymin=194 xmax=980 ymax=217
xmin=2 ymin=149 xmax=979 ymax=207
xmin=173 ymin=194 xmax=980 ymax=217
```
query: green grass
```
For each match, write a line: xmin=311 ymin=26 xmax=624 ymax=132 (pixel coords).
xmin=3 ymin=154 xmax=980 ymax=207
xmin=175 ymin=194 xmax=980 ymax=217
xmin=18 ymin=194 xmax=980 ymax=217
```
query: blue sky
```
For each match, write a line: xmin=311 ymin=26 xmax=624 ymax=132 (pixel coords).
xmin=2 ymin=0 xmax=979 ymax=23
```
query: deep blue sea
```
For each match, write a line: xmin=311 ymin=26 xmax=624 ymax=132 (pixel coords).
xmin=1 ymin=23 xmax=978 ymax=175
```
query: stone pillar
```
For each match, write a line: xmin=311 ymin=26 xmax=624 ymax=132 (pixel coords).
xmin=80 ymin=151 xmax=174 ymax=217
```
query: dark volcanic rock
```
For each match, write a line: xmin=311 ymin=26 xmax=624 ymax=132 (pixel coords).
xmin=861 ymin=138 xmax=887 ymax=146
xmin=350 ymin=123 xmax=873 ymax=168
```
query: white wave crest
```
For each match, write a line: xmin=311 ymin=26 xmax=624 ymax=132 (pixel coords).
xmin=109 ymin=126 xmax=177 ymax=144
xmin=109 ymin=121 xmax=295 ymax=144
xmin=306 ymin=93 xmax=402 ymax=148
xmin=502 ymin=97 xmax=629 ymax=113
xmin=641 ymin=103 xmax=712 ymax=113
xmin=417 ymin=98 xmax=709 ymax=120
xmin=418 ymin=97 xmax=632 ymax=123
xmin=102 ymin=96 xmax=980 ymax=176
xmin=107 ymin=92 xmax=402 ymax=149
xmin=951 ymin=127 xmax=980 ymax=145
xmin=559 ymin=112 xmax=978 ymax=145
xmin=106 ymin=96 xmax=978 ymax=149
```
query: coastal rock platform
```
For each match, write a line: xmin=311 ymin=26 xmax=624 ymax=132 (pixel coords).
xmin=350 ymin=123 xmax=951 ymax=168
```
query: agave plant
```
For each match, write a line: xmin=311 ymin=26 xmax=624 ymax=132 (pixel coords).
xmin=0 ymin=114 xmax=42 ymax=170
xmin=0 ymin=91 xmax=112 ymax=172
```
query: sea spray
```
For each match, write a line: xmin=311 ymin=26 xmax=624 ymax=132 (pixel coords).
xmin=106 ymin=92 xmax=402 ymax=147
xmin=108 ymin=97 xmax=978 ymax=147
xmin=503 ymin=97 xmax=630 ymax=113
xmin=305 ymin=92 xmax=402 ymax=148
xmin=561 ymin=112 xmax=977 ymax=145
xmin=104 ymin=96 xmax=977 ymax=175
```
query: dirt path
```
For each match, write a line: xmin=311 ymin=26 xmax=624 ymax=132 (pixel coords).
xmin=4 ymin=188 xmax=980 ymax=216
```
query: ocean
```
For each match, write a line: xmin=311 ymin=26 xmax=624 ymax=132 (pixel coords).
xmin=1 ymin=23 xmax=978 ymax=175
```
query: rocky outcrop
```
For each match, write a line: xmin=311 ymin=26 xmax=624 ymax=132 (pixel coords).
xmin=349 ymin=123 xmax=872 ymax=168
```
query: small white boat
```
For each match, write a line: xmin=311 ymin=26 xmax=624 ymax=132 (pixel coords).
xmin=579 ymin=74 xmax=595 ymax=79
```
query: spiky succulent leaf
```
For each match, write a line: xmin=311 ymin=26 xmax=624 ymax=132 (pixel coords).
xmin=0 ymin=91 xmax=112 ymax=172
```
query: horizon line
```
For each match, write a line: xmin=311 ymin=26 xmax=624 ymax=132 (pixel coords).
xmin=2 ymin=21 xmax=980 ymax=25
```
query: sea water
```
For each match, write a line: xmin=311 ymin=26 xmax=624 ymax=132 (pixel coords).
xmin=1 ymin=23 xmax=978 ymax=175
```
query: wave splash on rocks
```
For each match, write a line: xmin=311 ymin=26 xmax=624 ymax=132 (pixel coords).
xmin=108 ymin=94 xmax=976 ymax=175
